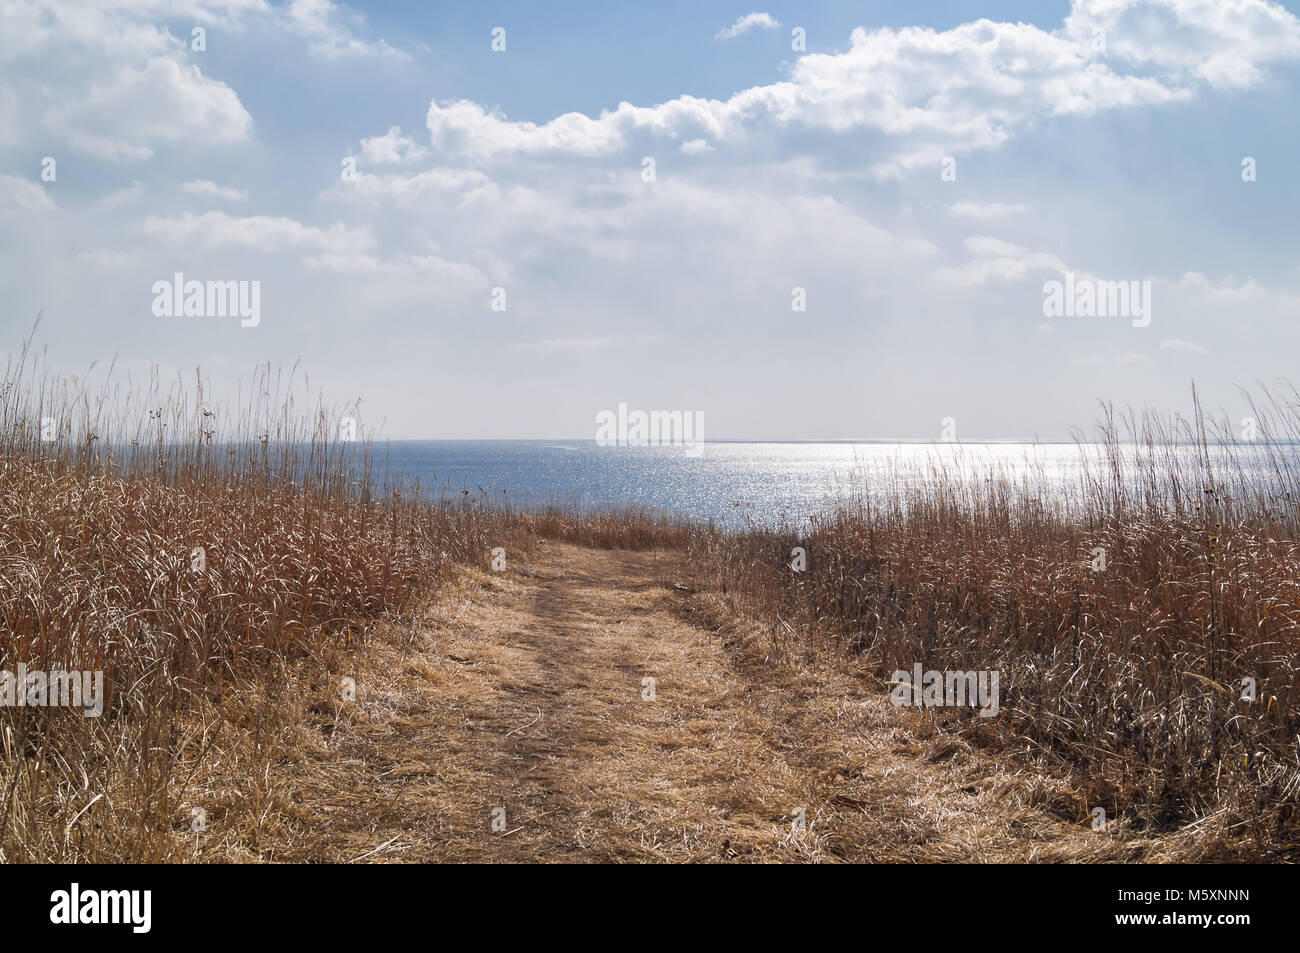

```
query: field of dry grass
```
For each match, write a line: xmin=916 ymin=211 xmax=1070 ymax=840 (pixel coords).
xmin=236 ymin=541 xmax=1187 ymax=863
xmin=2 ymin=345 xmax=1296 ymax=861
xmin=0 ymin=345 xmax=534 ymax=860
xmin=687 ymin=398 xmax=1300 ymax=860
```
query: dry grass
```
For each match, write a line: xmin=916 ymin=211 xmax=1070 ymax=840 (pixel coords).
xmin=688 ymin=389 xmax=1300 ymax=860
xmin=0 ymin=342 xmax=529 ymax=861
xmin=523 ymin=505 xmax=691 ymax=550
xmin=241 ymin=542 xmax=1155 ymax=863
xmin=3 ymin=331 xmax=1296 ymax=862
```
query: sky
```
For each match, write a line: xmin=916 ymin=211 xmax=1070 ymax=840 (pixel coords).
xmin=1 ymin=0 xmax=1299 ymax=441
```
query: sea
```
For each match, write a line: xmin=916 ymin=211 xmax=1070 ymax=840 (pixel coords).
xmin=370 ymin=440 xmax=1281 ymax=528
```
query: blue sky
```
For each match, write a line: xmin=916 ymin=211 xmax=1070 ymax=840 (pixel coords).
xmin=2 ymin=0 xmax=1299 ymax=440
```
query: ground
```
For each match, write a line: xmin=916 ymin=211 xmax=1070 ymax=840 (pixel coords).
xmin=256 ymin=541 xmax=1178 ymax=863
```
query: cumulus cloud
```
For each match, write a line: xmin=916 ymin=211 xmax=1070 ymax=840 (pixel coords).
xmin=0 ymin=2 xmax=262 ymax=160
xmin=715 ymin=12 xmax=781 ymax=40
xmin=47 ymin=56 xmax=252 ymax=161
xmin=5 ymin=0 xmax=1298 ymax=440
xmin=358 ymin=126 xmax=430 ymax=164
xmin=1178 ymin=271 xmax=1264 ymax=299
xmin=934 ymin=236 xmax=1065 ymax=285
xmin=1063 ymin=0 xmax=1300 ymax=89
xmin=422 ymin=1 xmax=1300 ymax=177
xmin=183 ymin=179 xmax=248 ymax=201
xmin=137 ymin=211 xmax=373 ymax=255
xmin=283 ymin=0 xmax=406 ymax=60
xmin=302 ymin=251 xmax=484 ymax=284
xmin=949 ymin=201 xmax=1030 ymax=219
xmin=0 ymin=0 xmax=400 ymax=161
xmin=324 ymin=167 xmax=492 ymax=205
xmin=135 ymin=210 xmax=486 ymax=284
xmin=0 ymin=1 xmax=246 ymax=64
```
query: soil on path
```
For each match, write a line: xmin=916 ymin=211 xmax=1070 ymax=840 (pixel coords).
xmin=265 ymin=541 xmax=1168 ymax=862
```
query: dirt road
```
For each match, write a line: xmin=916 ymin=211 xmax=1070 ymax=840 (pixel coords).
xmin=267 ymin=541 xmax=1165 ymax=862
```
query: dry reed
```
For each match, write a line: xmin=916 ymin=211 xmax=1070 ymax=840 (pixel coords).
xmin=688 ymin=387 xmax=1300 ymax=859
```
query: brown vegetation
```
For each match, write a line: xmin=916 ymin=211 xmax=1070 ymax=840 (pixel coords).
xmin=0 ymin=344 xmax=534 ymax=860
xmin=2 ymin=341 xmax=1295 ymax=861
xmin=688 ymin=394 xmax=1300 ymax=859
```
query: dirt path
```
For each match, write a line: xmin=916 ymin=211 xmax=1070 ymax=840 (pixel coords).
xmin=267 ymin=541 xmax=1167 ymax=862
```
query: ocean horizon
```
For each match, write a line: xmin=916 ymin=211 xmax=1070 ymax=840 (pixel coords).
xmin=371 ymin=439 xmax=1284 ymax=526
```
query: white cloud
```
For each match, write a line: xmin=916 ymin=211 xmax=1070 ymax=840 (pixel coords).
xmin=934 ymin=235 xmax=1064 ymax=285
xmin=423 ymin=1 xmax=1300 ymax=177
xmin=137 ymin=211 xmax=372 ymax=255
xmin=1160 ymin=338 xmax=1210 ymax=355
xmin=135 ymin=210 xmax=484 ymax=285
xmin=425 ymin=99 xmax=631 ymax=158
xmin=47 ymin=56 xmax=252 ymax=161
xmin=963 ymin=236 xmax=1028 ymax=258
xmin=6 ymin=0 xmax=1300 ymax=442
xmin=0 ymin=173 xmax=55 ymax=212
xmin=183 ymin=179 xmax=248 ymax=201
xmin=302 ymin=251 xmax=484 ymax=285
xmin=358 ymin=126 xmax=430 ymax=164
xmin=715 ymin=13 xmax=781 ymax=41
xmin=1178 ymin=271 xmax=1263 ymax=299
xmin=0 ymin=2 xmax=248 ymax=64
xmin=95 ymin=182 xmax=144 ymax=209
xmin=325 ymin=167 xmax=492 ymax=205
xmin=0 ymin=0 xmax=394 ymax=65
xmin=0 ymin=0 xmax=400 ymax=163
xmin=284 ymin=0 xmax=406 ymax=60
xmin=901 ymin=237 xmax=940 ymax=255
xmin=1063 ymin=0 xmax=1300 ymax=90
xmin=949 ymin=201 xmax=1029 ymax=219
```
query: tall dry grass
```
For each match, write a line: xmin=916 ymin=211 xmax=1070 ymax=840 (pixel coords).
xmin=524 ymin=505 xmax=692 ymax=550
xmin=0 ymin=340 xmax=526 ymax=861
xmin=7 ymin=324 xmax=1298 ymax=861
xmin=689 ymin=387 xmax=1300 ymax=859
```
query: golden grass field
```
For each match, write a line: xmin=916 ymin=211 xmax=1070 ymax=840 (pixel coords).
xmin=1 ymin=348 xmax=1296 ymax=861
